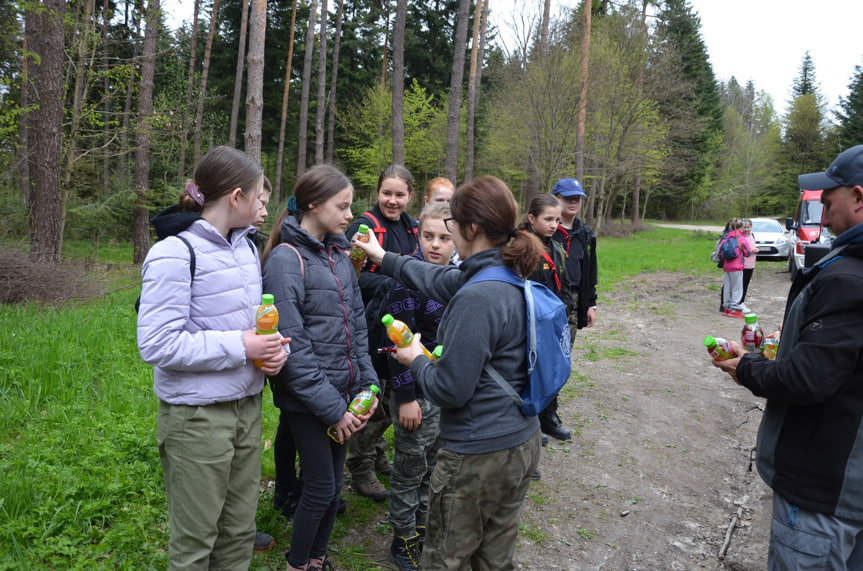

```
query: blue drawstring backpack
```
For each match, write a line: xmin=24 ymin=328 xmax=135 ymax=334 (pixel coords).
xmin=466 ymin=266 xmax=572 ymax=416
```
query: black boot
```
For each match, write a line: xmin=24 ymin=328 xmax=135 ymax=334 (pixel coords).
xmin=539 ymin=396 xmax=571 ymax=441
xmin=390 ymin=533 xmax=421 ymax=570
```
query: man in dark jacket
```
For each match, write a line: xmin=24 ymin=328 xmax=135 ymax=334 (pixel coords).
xmin=714 ymin=144 xmax=863 ymax=570
xmin=546 ymin=178 xmax=598 ymax=442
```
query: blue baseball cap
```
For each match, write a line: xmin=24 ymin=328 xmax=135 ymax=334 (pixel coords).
xmin=798 ymin=145 xmax=863 ymax=191
xmin=552 ymin=178 xmax=586 ymax=198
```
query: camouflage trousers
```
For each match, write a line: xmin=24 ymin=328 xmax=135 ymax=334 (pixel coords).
xmin=569 ymin=288 xmax=580 ymax=346
xmin=388 ymin=394 xmax=441 ymax=538
xmin=421 ymin=430 xmax=542 ymax=571
xmin=346 ymin=378 xmax=392 ymax=478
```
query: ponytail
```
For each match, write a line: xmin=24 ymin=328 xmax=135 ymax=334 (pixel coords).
xmin=502 ymin=230 xmax=544 ymax=278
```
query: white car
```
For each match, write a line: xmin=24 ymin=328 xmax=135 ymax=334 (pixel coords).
xmin=750 ymin=218 xmax=790 ymax=260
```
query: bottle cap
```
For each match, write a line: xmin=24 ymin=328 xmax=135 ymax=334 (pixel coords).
xmin=703 ymin=335 xmax=716 ymax=347
xmin=744 ymin=313 xmax=757 ymax=323
xmin=358 ymin=224 xmax=369 ymax=233
xmin=433 ymin=345 xmax=443 ymax=359
xmin=262 ymin=293 xmax=274 ymax=305
xmin=381 ymin=314 xmax=394 ymax=326
xmin=370 ymin=384 xmax=380 ymax=395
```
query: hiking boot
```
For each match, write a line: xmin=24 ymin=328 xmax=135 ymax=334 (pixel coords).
xmin=376 ymin=452 xmax=393 ymax=476
xmin=415 ymin=525 xmax=426 ymax=554
xmin=253 ymin=529 xmax=275 ymax=551
xmin=353 ymin=474 xmax=388 ymax=502
xmin=390 ymin=533 xmax=421 ymax=571
xmin=539 ymin=398 xmax=572 ymax=441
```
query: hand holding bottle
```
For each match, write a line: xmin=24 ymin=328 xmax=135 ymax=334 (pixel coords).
xmin=710 ymin=339 xmax=746 ymax=385
xmin=351 ymin=228 xmax=386 ymax=266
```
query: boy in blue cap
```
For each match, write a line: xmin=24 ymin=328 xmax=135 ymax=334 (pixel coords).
xmin=547 ymin=178 xmax=598 ymax=442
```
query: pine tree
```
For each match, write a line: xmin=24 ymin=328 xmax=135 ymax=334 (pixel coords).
xmin=837 ymin=60 xmax=863 ymax=149
xmin=792 ymin=50 xmax=819 ymax=99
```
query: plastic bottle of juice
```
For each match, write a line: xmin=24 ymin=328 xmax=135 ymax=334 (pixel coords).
xmin=741 ymin=313 xmax=764 ymax=354
xmin=327 ymin=384 xmax=380 ymax=442
xmin=762 ymin=331 xmax=780 ymax=360
xmin=704 ymin=335 xmax=734 ymax=361
xmin=254 ymin=294 xmax=279 ymax=368
xmin=381 ymin=314 xmax=434 ymax=359
xmin=350 ymin=224 xmax=370 ymax=278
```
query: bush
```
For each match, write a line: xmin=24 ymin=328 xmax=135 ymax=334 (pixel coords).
xmin=0 ymin=247 xmax=104 ymax=304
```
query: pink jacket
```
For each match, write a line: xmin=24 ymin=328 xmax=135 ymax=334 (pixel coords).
xmin=743 ymin=234 xmax=757 ymax=270
xmin=721 ymin=229 xmax=751 ymax=273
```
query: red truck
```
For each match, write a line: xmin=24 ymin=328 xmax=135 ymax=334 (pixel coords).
xmin=785 ymin=188 xmax=823 ymax=280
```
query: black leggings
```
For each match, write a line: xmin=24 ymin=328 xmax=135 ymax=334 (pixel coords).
xmin=285 ymin=412 xmax=346 ymax=567
xmin=274 ymin=410 xmax=299 ymax=499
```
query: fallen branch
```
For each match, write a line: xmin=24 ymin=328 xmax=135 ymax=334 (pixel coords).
xmin=718 ymin=506 xmax=744 ymax=559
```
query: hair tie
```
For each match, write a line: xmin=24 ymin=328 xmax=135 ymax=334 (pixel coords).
xmin=509 ymin=228 xmax=520 ymax=239
xmin=185 ymin=181 xmax=205 ymax=206
xmin=286 ymin=195 xmax=301 ymax=215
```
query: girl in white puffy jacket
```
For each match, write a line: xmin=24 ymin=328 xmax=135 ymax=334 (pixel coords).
xmin=137 ymin=146 xmax=288 ymax=569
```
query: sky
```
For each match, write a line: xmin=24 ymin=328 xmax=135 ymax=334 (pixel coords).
xmin=162 ymin=0 xmax=863 ymax=118
xmin=488 ymin=0 xmax=863 ymax=118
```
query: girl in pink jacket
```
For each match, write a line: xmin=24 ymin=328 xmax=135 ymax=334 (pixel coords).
xmin=719 ymin=218 xmax=752 ymax=318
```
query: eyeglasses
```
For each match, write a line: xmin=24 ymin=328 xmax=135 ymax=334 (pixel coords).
xmin=443 ymin=217 xmax=456 ymax=232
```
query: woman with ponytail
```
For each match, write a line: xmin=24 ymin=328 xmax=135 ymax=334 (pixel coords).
xmin=352 ymin=175 xmax=544 ymax=570
xmin=261 ymin=165 xmax=378 ymax=571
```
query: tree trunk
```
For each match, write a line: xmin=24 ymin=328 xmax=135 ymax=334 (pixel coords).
xmin=102 ymin=0 xmax=112 ymax=195
xmin=391 ymin=0 xmax=406 ymax=165
xmin=464 ymin=0 xmax=487 ymax=182
xmin=29 ymin=0 xmax=66 ymax=264
xmin=296 ymin=0 xmax=318 ymax=176
xmin=193 ymin=0 xmax=220 ymax=163
xmin=444 ymin=0 xmax=471 ymax=183
xmin=575 ymin=0 xmax=591 ymax=184
xmin=631 ymin=0 xmax=648 ymax=225
xmin=229 ymin=0 xmax=250 ymax=148
xmin=177 ymin=0 xmax=199 ymax=178
xmin=275 ymin=0 xmax=298 ymax=202
xmin=540 ymin=0 xmax=551 ymax=57
xmin=314 ymin=0 xmax=328 ymax=165
xmin=244 ymin=0 xmax=267 ymax=162
xmin=19 ymin=10 xmax=33 ymax=205
xmin=325 ymin=0 xmax=344 ymax=163
xmin=133 ymin=0 xmax=160 ymax=264
xmin=61 ymin=0 xmax=97 ymax=238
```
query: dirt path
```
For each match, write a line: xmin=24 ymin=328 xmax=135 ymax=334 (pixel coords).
xmin=513 ymin=261 xmax=791 ymax=570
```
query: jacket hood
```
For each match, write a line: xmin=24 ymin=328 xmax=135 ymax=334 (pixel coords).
xmin=150 ymin=204 xmax=201 ymax=240
xmin=279 ymin=214 xmax=352 ymax=251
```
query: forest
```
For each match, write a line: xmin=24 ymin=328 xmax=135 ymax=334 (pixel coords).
xmin=3 ymin=0 xmax=863 ymax=265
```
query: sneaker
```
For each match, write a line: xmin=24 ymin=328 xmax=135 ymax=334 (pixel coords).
xmin=254 ymin=529 xmax=275 ymax=551
xmin=307 ymin=555 xmax=335 ymax=571
xmin=727 ymin=309 xmax=745 ymax=319
xmin=531 ymin=469 xmax=541 ymax=480
xmin=541 ymin=434 xmax=548 ymax=447
xmin=390 ymin=533 xmax=421 ymax=571
xmin=353 ymin=474 xmax=388 ymax=502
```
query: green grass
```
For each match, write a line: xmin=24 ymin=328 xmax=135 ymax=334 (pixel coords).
xmin=0 ymin=225 xmax=710 ymax=568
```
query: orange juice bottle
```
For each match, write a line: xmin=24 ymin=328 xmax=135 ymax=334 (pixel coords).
xmin=381 ymin=314 xmax=434 ymax=359
xmin=350 ymin=224 xmax=370 ymax=278
xmin=254 ymin=294 xmax=278 ymax=368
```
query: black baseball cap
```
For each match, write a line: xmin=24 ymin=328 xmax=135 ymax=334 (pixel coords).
xmin=798 ymin=144 xmax=863 ymax=191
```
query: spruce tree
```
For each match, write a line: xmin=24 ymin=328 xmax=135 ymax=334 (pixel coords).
xmin=837 ymin=60 xmax=863 ymax=149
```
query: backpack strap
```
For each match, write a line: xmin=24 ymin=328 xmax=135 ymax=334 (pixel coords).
xmin=466 ymin=265 xmax=539 ymax=375
xmin=362 ymin=212 xmax=387 ymax=249
xmin=483 ymin=363 xmax=525 ymax=408
xmin=176 ymin=235 xmax=196 ymax=283
xmin=275 ymin=242 xmax=305 ymax=278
